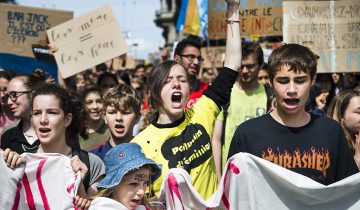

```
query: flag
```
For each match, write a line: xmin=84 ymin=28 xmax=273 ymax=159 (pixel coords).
xmin=176 ymin=0 xmax=208 ymax=38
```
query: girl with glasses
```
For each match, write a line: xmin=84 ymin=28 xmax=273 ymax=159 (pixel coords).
xmin=1 ymin=74 xmax=45 ymax=154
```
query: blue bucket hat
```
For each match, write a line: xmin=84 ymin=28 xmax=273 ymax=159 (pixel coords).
xmin=98 ymin=143 xmax=162 ymax=189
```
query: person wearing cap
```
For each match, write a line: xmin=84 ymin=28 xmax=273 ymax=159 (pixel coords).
xmin=89 ymin=143 xmax=162 ymax=210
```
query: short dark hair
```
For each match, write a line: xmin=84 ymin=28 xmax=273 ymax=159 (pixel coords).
xmin=115 ymin=71 xmax=131 ymax=86
xmin=0 ymin=70 xmax=15 ymax=81
xmin=103 ymin=84 xmax=142 ymax=115
xmin=268 ymin=43 xmax=319 ymax=83
xmin=32 ymin=84 xmax=86 ymax=149
xmin=79 ymin=85 xmax=103 ymax=104
xmin=242 ymin=42 xmax=264 ymax=66
xmin=174 ymin=38 xmax=201 ymax=56
xmin=97 ymin=72 xmax=119 ymax=87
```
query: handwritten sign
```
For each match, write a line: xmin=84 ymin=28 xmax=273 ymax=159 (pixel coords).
xmin=0 ymin=4 xmax=73 ymax=57
xmin=208 ymin=0 xmax=282 ymax=39
xmin=47 ymin=5 xmax=128 ymax=78
xmin=283 ymin=1 xmax=360 ymax=73
xmin=201 ymin=46 xmax=226 ymax=68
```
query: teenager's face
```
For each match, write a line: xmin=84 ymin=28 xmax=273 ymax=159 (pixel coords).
xmin=272 ymin=65 xmax=314 ymax=115
xmin=84 ymin=92 xmax=104 ymax=122
xmin=160 ymin=64 xmax=189 ymax=120
xmin=113 ymin=167 xmax=150 ymax=209
xmin=258 ymin=69 xmax=270 ymax=86
xmin=7 ymin=77 xmax=31 ymax=119
xmin=239 ymin=55 xmax=260 ymax=84
xmin=105 ymin=105 xmax=139 ymax=142
xmin=32 ymin=95 xmax=71 ymax=145
xmin=343 ymin=96 xmax=360 ymax=136
xmin=175 ymin=46 xmax=201 ymax=76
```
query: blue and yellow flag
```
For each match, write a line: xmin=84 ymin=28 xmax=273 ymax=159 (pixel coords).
xmin=176 ymin=0 xmax=208 ymax=38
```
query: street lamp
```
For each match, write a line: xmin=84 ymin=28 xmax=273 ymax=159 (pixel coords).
xmin=132 ymin=43 xmax=138 ymax=58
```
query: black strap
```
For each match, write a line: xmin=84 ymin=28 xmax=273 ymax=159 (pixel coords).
xmin=220 ymin=102 xmax=230 ymax=146
xmin=72 ymin=149 xmax=90 ymax=192
xmin=264 ymin=85 xmax=274 ymax=99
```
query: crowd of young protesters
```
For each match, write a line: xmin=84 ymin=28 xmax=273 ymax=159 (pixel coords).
xmin=1 ymin=0 xmax=360 ymax=209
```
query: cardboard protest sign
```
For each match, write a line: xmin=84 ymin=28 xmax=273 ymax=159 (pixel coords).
xmin=208 ymin=0 xmax=282 ymax=39
xmin=201 ymin=46 xmax=225 ymax=68
xmin=0 ymin=4 xmax=73 ymax=58
xmin=47 ymin=5 xmax=128 ymax=78
xmin=283 ymin=1 xmax=360 ymax=73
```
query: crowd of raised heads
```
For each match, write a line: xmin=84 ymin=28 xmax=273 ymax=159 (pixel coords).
xmin=0 ymin=1 xmax=360 ymax=208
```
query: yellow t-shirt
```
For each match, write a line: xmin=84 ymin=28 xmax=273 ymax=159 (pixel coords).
xmin=218 ymin=83 xmax=268 ymax=168
xmin=132 ymin=96 xmax=219 ymax=200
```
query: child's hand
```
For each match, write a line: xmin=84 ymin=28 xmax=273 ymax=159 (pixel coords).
xmin=149 ymin=201 xmax=166 ymax=210
xmin=75 ymin=195 xmax=91 ymax=210
xmin=71 ymin=155 xmax=88 ymax=181
xmin=3 ymin=148 xmax=24 ymax=168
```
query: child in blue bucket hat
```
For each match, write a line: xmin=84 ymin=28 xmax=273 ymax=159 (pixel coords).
xmin=89 ymin=143 xmax=162 ymax=210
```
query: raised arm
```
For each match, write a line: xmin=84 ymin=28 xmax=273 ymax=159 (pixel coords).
xmin=202 ymin=0 xmax=241 ymax=108
xmin=224 ymin=0 xmax=241 ymax=71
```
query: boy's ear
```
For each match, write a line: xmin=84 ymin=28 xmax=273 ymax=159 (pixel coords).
xmin=311 ymin=74 xmax=317 ymax=86
xmin=174 ymin=55 xmax=180 ymax=62
xmin=64 ymin=113 xmax=73 ymax=128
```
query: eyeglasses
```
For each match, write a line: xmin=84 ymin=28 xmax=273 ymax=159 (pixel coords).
xmin=240 ymin=63 xmax=258 ymax=70
xmin=4 ymin=91 xmax=31 ymax=102
xmin=179 ymin=54 xmax=204 ymax=63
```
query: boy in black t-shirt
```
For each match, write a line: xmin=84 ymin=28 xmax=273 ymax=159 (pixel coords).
xmin=228 ymin=44 xmax=358 ymax=185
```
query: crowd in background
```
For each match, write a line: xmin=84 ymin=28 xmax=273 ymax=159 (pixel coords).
xmin=0 ymin=1 xmax=360 ymax=207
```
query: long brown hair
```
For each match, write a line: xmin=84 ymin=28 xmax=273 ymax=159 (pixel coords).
xmin=327 ymin=89 xmax=360 ymax=153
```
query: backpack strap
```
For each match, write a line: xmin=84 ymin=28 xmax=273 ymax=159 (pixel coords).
xmin=264 ymin=85 xmax=274 ymax=99
xmin=221 ymin=102 xmax=230 ymax=146
xmin=72 ymin=149 xmax=90 ymax=192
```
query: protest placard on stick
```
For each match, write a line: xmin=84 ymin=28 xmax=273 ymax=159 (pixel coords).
xmin=201 ymin=46 xmax=226 ymax=68
xmin=0 ymin=3 xmax=73 ymax=58
xmin=283 ymin=1 xmax=360 ymax=73
xmin=208 ymin=0 xmax=282 ymax=39
xmin=47 ymin=5 xmax=128 ymax=78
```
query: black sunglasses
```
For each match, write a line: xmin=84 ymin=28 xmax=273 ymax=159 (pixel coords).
xmin=240 ymin=63 xmax=258 ymax=70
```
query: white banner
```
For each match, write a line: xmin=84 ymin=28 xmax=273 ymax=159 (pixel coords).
xmin=0 ymin=152 xmax=81 ymax=210
xmin=159 ymin=153 xmax=360 ymax=210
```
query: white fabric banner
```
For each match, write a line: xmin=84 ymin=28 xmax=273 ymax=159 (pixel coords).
xmin=0 ymin=152 xmax=81 ymax=210
xmin=158 ymin=153 xmax=360 ymax=210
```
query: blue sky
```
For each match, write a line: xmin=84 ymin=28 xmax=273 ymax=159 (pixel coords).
xmin=16 ymin=0 xmax=165 ymax=60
